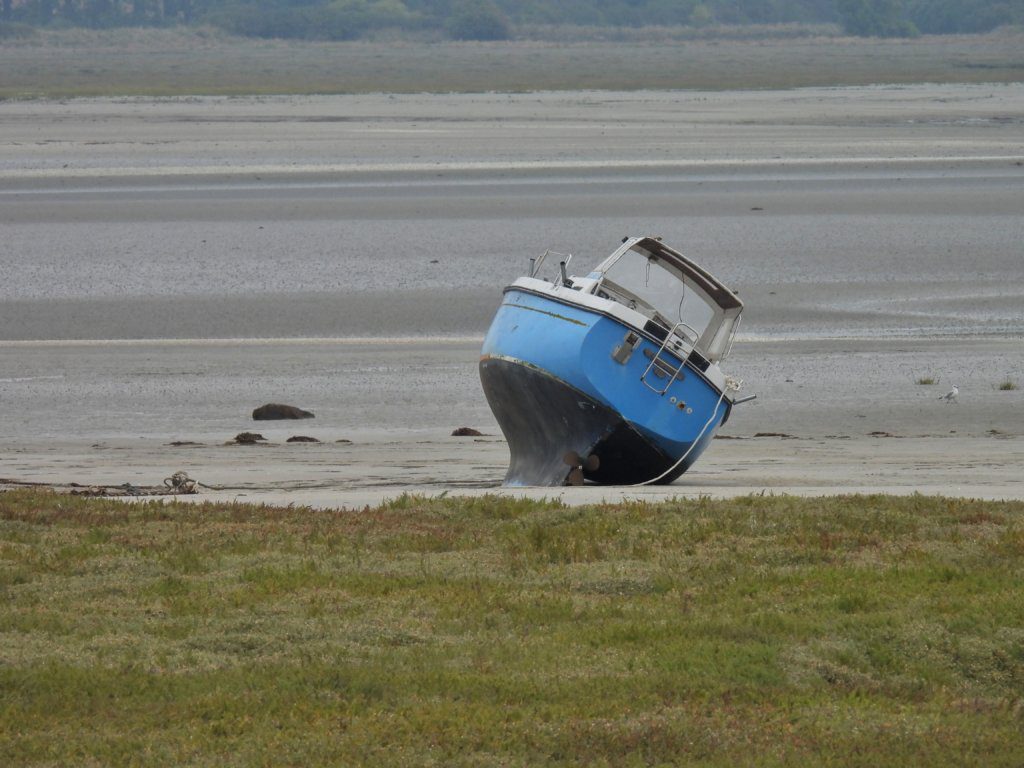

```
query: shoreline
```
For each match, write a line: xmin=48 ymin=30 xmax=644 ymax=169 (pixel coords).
xmin=4 ymin=432 xmax=1023 ymax=506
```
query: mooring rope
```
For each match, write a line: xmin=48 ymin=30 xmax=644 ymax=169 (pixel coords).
xmin=163 ymin=471 xmax=198 ymax=494
xmin=630 ymin=375 xmax=742 ymax=487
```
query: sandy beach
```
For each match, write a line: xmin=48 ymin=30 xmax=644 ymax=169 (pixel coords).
xmin=1 ymin=86 xmax=1022 ymax=505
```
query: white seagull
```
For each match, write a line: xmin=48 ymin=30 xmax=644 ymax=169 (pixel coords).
xmin=939 ymin=385 xmax=959 ymax=403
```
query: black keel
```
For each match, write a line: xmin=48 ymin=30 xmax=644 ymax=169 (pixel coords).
xmin=480 ymin=357 xmax=684 ymax=486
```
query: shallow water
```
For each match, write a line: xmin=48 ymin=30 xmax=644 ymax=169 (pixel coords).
xmin=2 ymin=167 xmax=1022 ymax=340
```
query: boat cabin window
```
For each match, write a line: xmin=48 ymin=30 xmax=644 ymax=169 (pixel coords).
xmin=598 ymin=247 xmax=716 ymax=348
xmin=584 ymin=239 xmax=743 ymax=361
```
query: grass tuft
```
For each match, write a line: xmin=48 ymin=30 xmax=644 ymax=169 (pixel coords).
xmin=997 ymin=379 xmax=1018 ymax=391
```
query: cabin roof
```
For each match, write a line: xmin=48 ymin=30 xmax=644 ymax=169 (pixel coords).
xmin=627 ymin=237 xmax=743 ymax=313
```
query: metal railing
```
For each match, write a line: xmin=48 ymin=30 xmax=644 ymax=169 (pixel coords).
xmin=640 ymin=321 xmax=699 ymax=395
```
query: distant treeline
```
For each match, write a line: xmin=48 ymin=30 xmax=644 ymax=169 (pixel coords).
xmin=1 ymin=0 xmax=1021 ymax=39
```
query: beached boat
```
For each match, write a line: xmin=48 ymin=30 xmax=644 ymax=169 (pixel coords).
xmin=480 ymin=236 xmax=750 ymax=486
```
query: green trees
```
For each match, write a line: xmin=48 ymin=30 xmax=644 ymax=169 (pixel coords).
xmin=907 ymin=0 xmax=1023 ymax=33
xmin=445 ymin=0 xmax=509 ymax=40
xmin=835 ymin=0 xmax=1022 ymax=35
xmin=836 ymin=0 xmax=918 ymax=35
xmin=205 ymin=2 xmax=346 ymax=41
xmin=2 ymin=0 xmax=1019 ymax=39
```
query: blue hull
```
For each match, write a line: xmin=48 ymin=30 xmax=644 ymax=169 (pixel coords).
xmin=480 ymin=287 xmax=730 ymax=486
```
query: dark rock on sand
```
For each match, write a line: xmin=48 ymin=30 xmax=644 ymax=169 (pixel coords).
xmin=451 ymin=427 xmax=483 ymax=436
xmin=252 ymin=403 xmax=314 ymax=420
xmin=286 ymin=435 xmax=320 ymax=443
xmin=233 ymin=432 xmax=267 ymax=444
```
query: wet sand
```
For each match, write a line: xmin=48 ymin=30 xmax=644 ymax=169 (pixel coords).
xmin=1 ymin=86 xmax=1022 ymax=504
xmin=3 ymin=431 xmax=1023 ymax=507
xmin=1 ymin=337 xmax=1021 ymax=506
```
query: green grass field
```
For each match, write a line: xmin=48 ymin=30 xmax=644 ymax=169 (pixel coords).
xmin=1 ymin=490 xmax=1022 ymax=765
xmin=1 ymin=27 xmax=1024 ymax=98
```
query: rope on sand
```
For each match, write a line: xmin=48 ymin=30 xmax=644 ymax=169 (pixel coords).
xmin=163 ymin=471 xmax=198 ymax=494
xmin=0 ymin=472 xmax=275 ymax=496
xmin=1 ymin=471 xmax=204 ymax=497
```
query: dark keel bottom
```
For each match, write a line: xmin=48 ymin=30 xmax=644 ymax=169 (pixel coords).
xmin=480 ymin=357 xmax=690 ymax=486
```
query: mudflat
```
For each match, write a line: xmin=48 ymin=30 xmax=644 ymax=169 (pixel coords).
xmin=1 ymin=85 xmax=1022 ymax=503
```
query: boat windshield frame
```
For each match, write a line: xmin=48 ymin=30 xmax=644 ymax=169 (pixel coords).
xmin=588 ymin=237 xmax=743 ymax=362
